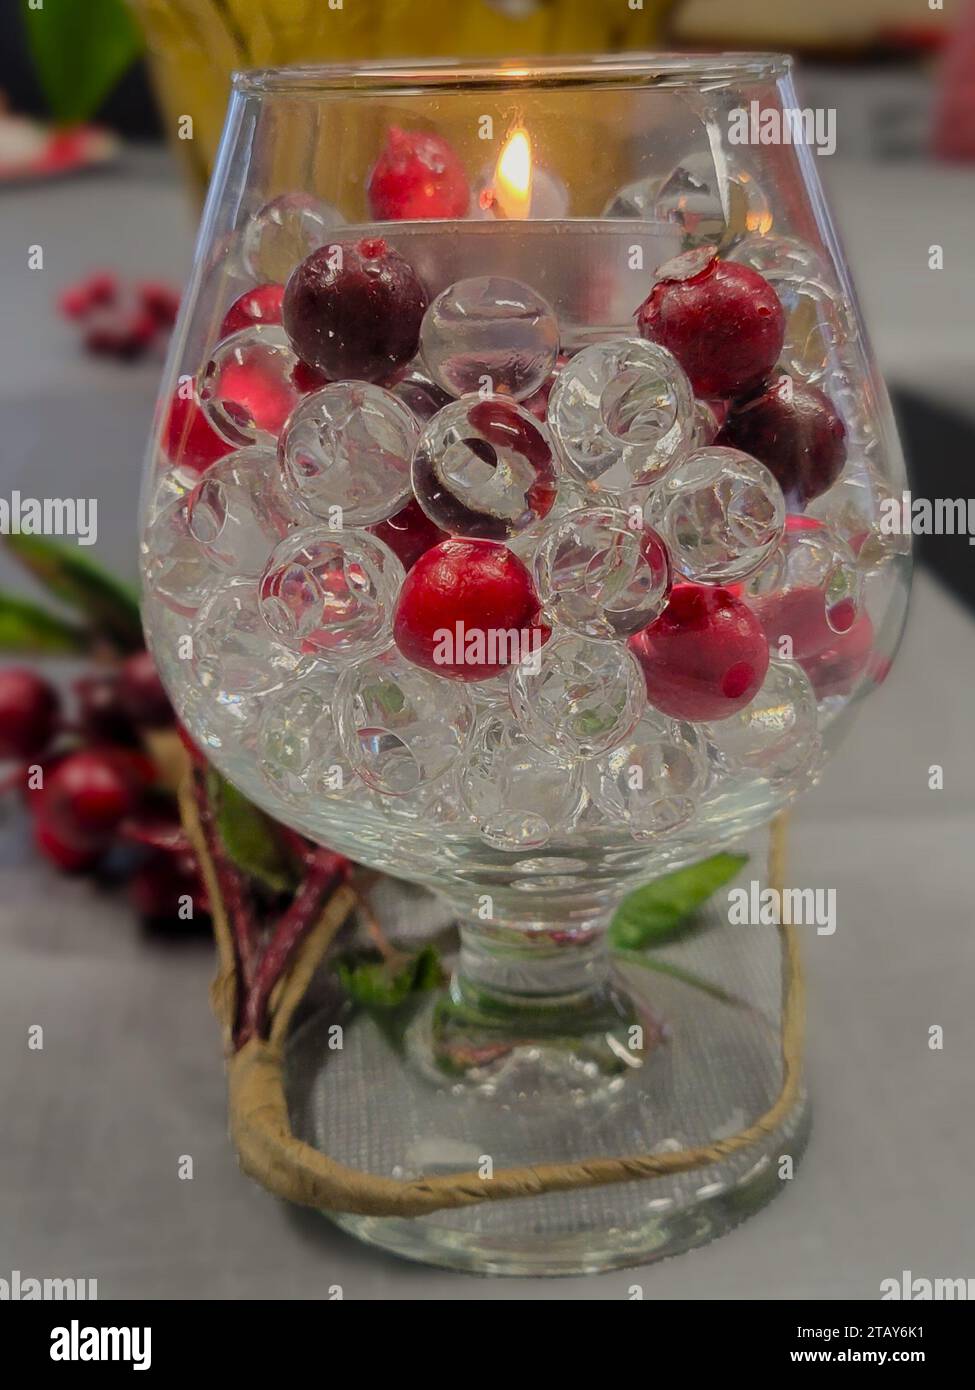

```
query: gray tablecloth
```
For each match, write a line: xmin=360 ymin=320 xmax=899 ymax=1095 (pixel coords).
xmin=1 ymin=148 xmax=972 ymax=1300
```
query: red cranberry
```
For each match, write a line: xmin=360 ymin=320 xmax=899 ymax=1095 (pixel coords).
xmin=636 ymin=247 xmax=785 ymax=399
xmin=292 ymin=359 xmax=330 ymax=394
xmin=75 ymin=672 xmax=139 ymax=746
xmin=753 ymin=585 xmax=856 ymax=661
xmin=0 ymin=668 xmax=60 ymax=760
xmin=84 ymin=304 xmax=159 ymax=361
xmin=57 ymin=271 xmax=117 ymax=320
xmin=128 ymin=850 xmax=208 ymax=923
xmin=370 ymin=499 xmax=448 ymax=572
xmin=283 ymin=237 xmax=428 ymax=384
xmin=137 ymin=281 xmax=181 ymax=328
xmin=367 ymin=126 xmax=470 ymax=221
xmin=219 ymin=283 xmax=285 ymax=337
xmin=628 ymin=582 xmax=769 ymax=721
xmin=393 ymin=539 xmax=548 ymax=681
xmin=800 ymin=612 xmax=874 ymax=699
xmin=118 ymin=651 xmax=173 ymax=728
xmin=34 ymin=810 xmax=100 ymax=873
xmin=717 ymin=377 xmax=846 ymax=506
xmin=162 ymin=386 xmax=231 ymax=472
xmin=42 ymin=748 xmax=152 ymax=853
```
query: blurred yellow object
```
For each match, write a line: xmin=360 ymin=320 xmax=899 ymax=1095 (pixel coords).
xmin=131 ymin=0 xmax=676 ymax=189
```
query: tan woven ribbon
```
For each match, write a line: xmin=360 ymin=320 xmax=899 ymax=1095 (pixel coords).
xmin=179 ymin=769 xmax=803 ymax=1218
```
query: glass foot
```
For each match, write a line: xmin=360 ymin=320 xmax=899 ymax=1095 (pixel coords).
xmin=286 ymin=926 xmax=807 ymax=1276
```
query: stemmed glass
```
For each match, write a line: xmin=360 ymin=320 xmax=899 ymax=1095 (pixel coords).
xmin=140 ymin=55 xmax=910 ymax=1273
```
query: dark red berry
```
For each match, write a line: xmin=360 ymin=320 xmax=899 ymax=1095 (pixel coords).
xmin=393 ymin=539 xmax=548 ymax=681
xmin=636 ymin=247 xmax=785 ymax=399
xmin=283 ymin=237 xmax=428 ymax=384
xmin=137 ymin=281 xmax=181 ymax=328
xmin=716 ymin=377 xmax=846 ymax=506
xmin=42 ymin=748 xmax=152 ymax=854
xmin=117 ymin=651 xmax=173 ymax=728
xmin=291 ymin=359 xmax=330 ymax=394
xmin=128 ymin=849 xmax=208 ymax=922
xmin=75 ymin=672 xmax=139 ymax=747
xmin=219 ymin=282 xmax=285 ymax=337
xmin=370 ymin=499 xmax=448 ymax=572
xmin=162 ymin=386 xmax=232 ymax=472
xmin=367 ymin=126 xmax=470 ymax=221
xmin=628 ymin=582 xmax=769 ymax=721
xmin=0 ymin=668 xmax=60 ymax=760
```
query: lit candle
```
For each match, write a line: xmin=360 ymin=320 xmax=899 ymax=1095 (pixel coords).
xmin=476 ymin=126 xmax=568 ymax=220
xmin=493 ymin=127 xmax=533 ymax=220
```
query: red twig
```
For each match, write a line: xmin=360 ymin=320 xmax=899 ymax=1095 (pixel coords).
xmin=191 ymin=768 xmax=260 ymax=996
xmin=236 ymin=848 xmax=349 ymax=1047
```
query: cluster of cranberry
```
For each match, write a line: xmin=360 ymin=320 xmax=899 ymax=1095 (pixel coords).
xmin=0 ymin=659 xmax=207 ymax=920
xmin=58 ymin=271 xmax=180 ymax=361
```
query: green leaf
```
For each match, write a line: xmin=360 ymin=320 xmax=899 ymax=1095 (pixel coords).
xmin=23 ymin=0 xmax=142 ymax=125
xmin=609 ymin=852 xmax=748 ymax=951
xmin=3 ymin=535 xmax=143 ymax=652
xmin=208 ymin=772 xmax=297 ymax=895
xmin=338 ymin=946 xmax=445 ymax=1010
xmin=0 ymin=591 xmax=86 ymax=654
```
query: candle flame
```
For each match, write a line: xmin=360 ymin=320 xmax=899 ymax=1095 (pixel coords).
xmin=495 ymin=127 xmax=533 ymax=219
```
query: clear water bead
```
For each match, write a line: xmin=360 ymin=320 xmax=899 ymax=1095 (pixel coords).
xmin=728 ymin=233 xmax=828 ymax=281
xmin=419 ymin=276 xmax=559 ymax=401
xmin=192 ymin=579 xmax=304 ymax=727
xmin=660 ymin=447 xmax=786 ymax=584
xmin=601 ymin=174 xmax=664 ymax=219
xmin=240 ymin=192 xmax=340 ymax=283
xmin=654 ymin=151 xmax=772 ymax=252
xmin=705 ymin=659 xmax=820 ymax=787
xmin=510 ymin=634 xmax=646 ymax=759
xmin=807 ymin=461 xmax=910 ymax=571
xmin=198 ymin=325 xmax=302 ymax=448
xmin=547 ymin=338 xmax=694 ymax=492
xmin=336 ymin=649 xmax=475 ymax=795
xmin=533 ymin=507 xmax=671 ymax=640
xmin=186 ymin=446 xmax=294 ymax=577
xmin=278 ymin=383 xmax=417 ymax=526
xmin=588 ymin=712 xmax=708 ymax=839
xmin=141 ymin=494 xmax=215 ymax=616
xmin=258 ymin=528 xmax=403 ymax=664
xmin=391 ymin=368 xmax=453 ymax=424
xmin=412 ymin=394 xmax=559 ymax=540
xmin=762 ymin=273 xmax=850 ymax=385
xmin=457 ymin=710 xmax=584 ymax=851
xmin=258 ymin=678 xmax=355 ymax=805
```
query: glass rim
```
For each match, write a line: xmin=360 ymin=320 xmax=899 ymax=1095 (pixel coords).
xmin=231 ymin=52 xmax=792 ymax=97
